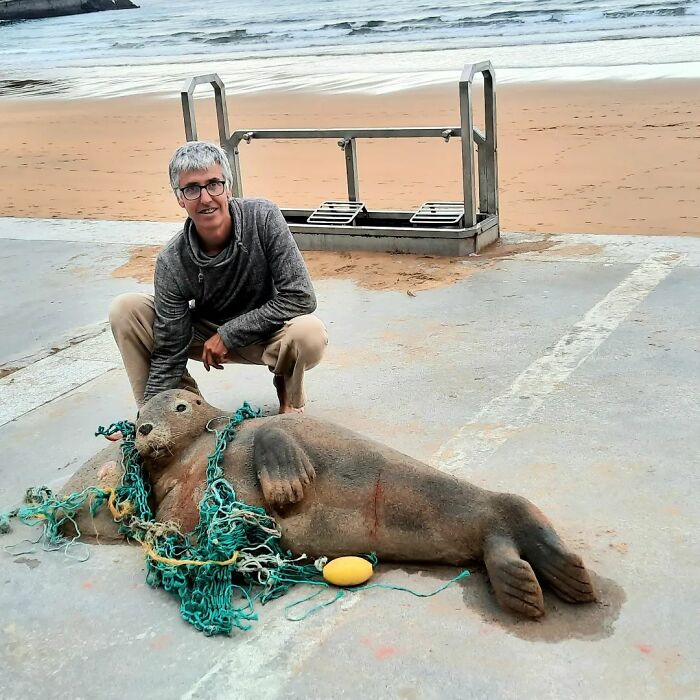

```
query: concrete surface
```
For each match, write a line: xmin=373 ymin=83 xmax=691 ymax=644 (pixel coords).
xmin=0 ymin=217 xmax=698 ymax=699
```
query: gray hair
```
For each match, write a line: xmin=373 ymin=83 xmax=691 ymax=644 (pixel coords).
xmin=168 ymin=141 xmax=233 ymax=191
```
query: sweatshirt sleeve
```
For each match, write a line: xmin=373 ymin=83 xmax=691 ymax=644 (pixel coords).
xmin=143 ymin=256 xmax=193 ymax=403
xmin=217 ymin=203 xmax=316 ymax=349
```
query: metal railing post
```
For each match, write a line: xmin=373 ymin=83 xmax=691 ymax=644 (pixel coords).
xmin=483 ymin=65 xmax=499 ymax=216
xmin=460 ymin=61 xmax=498 ymax=225
xmin=458 ymin=68 xmax=476 ymax=229
xmin=342 ymin=138 xmax=359 ymax=202
xmin=180 ymin=74 xmax=242 ymax=197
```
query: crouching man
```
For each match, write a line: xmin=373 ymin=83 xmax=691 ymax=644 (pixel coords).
xmin=109 ymin=140 xmax=328 ymax=416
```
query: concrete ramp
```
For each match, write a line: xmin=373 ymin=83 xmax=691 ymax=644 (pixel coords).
xmin=1 ymin=218 xmax=698 ymax=699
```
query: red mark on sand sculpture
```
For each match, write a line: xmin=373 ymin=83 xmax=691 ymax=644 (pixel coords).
xmin=637 ymin=644 xmax=652 ymax=654
xmin=370 ymin=476 xmax=383 ymax=539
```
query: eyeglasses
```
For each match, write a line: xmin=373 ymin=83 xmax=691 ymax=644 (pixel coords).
xmin=179 ymin=180 xmax=226 ymax=201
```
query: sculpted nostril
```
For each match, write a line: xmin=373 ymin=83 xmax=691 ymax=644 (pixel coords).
xmin=139 ymin=423 xmax=153 ymax=436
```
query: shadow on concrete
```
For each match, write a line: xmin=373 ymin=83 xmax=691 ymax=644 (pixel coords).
xmin=465 ymin=566 xmax=625 ymax=642
xmin=377 ymin=563 xmax=624 ymax=643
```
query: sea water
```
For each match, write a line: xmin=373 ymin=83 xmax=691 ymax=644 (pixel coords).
xmin=1 ymin=0 xmax=699 ymax=97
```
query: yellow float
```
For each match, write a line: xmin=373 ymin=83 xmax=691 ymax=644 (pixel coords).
xmin=322 ymin=556 xmax=373 ymax=587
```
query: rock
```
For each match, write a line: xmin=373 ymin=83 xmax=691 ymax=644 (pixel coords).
xmin=0 ymin=0 xmax=138 ymax=22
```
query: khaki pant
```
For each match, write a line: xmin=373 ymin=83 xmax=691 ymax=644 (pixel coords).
xmin=109 ymin=293 xmax=328 ymax=408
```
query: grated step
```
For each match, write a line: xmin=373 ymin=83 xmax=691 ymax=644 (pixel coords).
xmin=307 ymin=200 xmax=365 ymax=226
xmin=410 ymin=201 xmax=464 ymax=227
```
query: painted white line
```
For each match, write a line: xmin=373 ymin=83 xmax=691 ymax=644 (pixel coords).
xmin=0 ymin=217 xmax=176 ymax=246
xmin=182 ymin=594 xmax=359 ymax=700
xmin=0 ymin=331 xmax=119 ymax=427
xmin=434 ymin=252 xmax=683 ymax=474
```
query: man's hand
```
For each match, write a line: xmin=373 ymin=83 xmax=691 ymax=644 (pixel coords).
xmin=202 ymin=332 xmax=229 ymax=371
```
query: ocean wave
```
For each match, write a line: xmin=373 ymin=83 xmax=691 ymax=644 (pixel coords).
xmin=111 ymin=41 xmax=144 ymax=49
xmin=201 ymin=29 xmax=251 ymax=45
xmin=631 ymin=0 xmax=691 ymax=7
xmin=405 ymin=15 xmax=445 ymax=26
xmin=198 ymin=17 xmax=231 ymax=27
xmin=321 ymin=21 xmax=353 ymax=30
xmin=170 ymin=30 xmax=204 ymax=38
xmin=605 ymin=7 xmax=688 ymax=18
xmin=481 ymin=8 xmax=569 ymax=20
xmin=0 ymin=78 xmax=63 ymax=96
xmin=347 ymin=19 xmax=389 ymax=34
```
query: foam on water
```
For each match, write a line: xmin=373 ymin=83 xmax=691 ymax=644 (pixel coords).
xmin=1 ymin=0 xmax=699 ymax=97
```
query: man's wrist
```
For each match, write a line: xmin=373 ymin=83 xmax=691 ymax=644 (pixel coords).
xmin=216 ymin=326 xmax=233 ymax=350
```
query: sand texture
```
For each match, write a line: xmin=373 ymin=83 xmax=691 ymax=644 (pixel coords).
xmin=113 ymin=245 xmax=495 ymax=293
xmin=0 ymin=80 xmax=698 ymax=236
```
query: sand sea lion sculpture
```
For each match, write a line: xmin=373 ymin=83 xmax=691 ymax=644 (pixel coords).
xmin=64 ymin=389 xmax=596 ymax=618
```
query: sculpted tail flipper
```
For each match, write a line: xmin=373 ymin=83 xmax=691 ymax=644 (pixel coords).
xmin=521 ymin=527 xmax=597 ymax=605
xmin=253 ymin=423 xmax=316 ymax=510
xmin=484 ymin=535 xmax=545 ymax=618
xmin=483 ymin=495 xmax=596 ymax=617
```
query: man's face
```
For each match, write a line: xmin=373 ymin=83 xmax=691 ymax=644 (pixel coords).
xmin=176 ymin=165 xmax=232 ymax=244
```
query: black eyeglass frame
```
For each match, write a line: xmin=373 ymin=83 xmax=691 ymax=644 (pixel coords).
xmin=178 ymin=180 xmax=227 ymax=201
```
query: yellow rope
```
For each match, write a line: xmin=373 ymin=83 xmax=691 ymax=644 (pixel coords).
xmin=141 ymin=540 xmax=239 ymax=567
xmin=102 ymin=488 xmax=240 ymax=567
xmin=106 ymin=488 xmax=133 ymax=520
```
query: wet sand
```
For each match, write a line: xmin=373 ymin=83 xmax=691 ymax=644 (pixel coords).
xmin=112 ymin=244 xmax=495 ymax=294
xmin=0 ymin=80 xmax=698 ymax=236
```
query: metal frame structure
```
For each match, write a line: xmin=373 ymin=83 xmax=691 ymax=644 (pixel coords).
xmin=180 ymin=62 xmax=499 ymax=255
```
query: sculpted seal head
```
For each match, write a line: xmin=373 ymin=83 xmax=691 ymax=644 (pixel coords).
xmin=66 ymin=389 xmax=596 ymax=618
xmin=134 ymin=391 xmax=212 ymax=462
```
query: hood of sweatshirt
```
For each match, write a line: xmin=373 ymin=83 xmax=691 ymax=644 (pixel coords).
xmin=184 ymin=198 xmax=245 ymax=269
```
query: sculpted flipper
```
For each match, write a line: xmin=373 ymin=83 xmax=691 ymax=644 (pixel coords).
xmin=253 ymin=424 xmax=316 ymax=510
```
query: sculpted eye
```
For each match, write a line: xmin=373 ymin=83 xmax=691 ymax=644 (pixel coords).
xmin=175 ymin=403 xmax=188 ymax=412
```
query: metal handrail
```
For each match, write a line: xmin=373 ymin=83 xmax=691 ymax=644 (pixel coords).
xmin=180 ymin=61 xmax=497 ymax=218
xmin=229 ymin=127 xmax=462 ymax=146
xmin=180 ymin=74 xmax=229 ymax=145
xmin=459 ymin=61 xmax=498 ymax=226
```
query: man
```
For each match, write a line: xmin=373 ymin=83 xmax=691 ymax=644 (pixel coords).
xmin=109 ymin=140 xmax=328 ymax=419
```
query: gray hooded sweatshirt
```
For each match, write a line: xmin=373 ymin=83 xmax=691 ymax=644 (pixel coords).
xmin=143 ymin=198 xmax=316 ymax=401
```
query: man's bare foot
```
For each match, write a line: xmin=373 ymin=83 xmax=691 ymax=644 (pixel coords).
xmin=280 ymin=404 xmax=305 ymax=414
xmin=273 ymin=375 xmax=305 ymax=414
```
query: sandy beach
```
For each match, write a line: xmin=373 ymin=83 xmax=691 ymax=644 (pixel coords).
xmin=0 ymin=80 xmax=698 ymax=236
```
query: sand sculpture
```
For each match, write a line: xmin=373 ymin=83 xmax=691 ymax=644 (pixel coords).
xmin=64 ymin=389 xmax=596 ymax=618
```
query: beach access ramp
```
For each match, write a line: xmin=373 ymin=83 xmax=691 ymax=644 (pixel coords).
xmin=1 ymin=216 xmax=698 ymax=699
